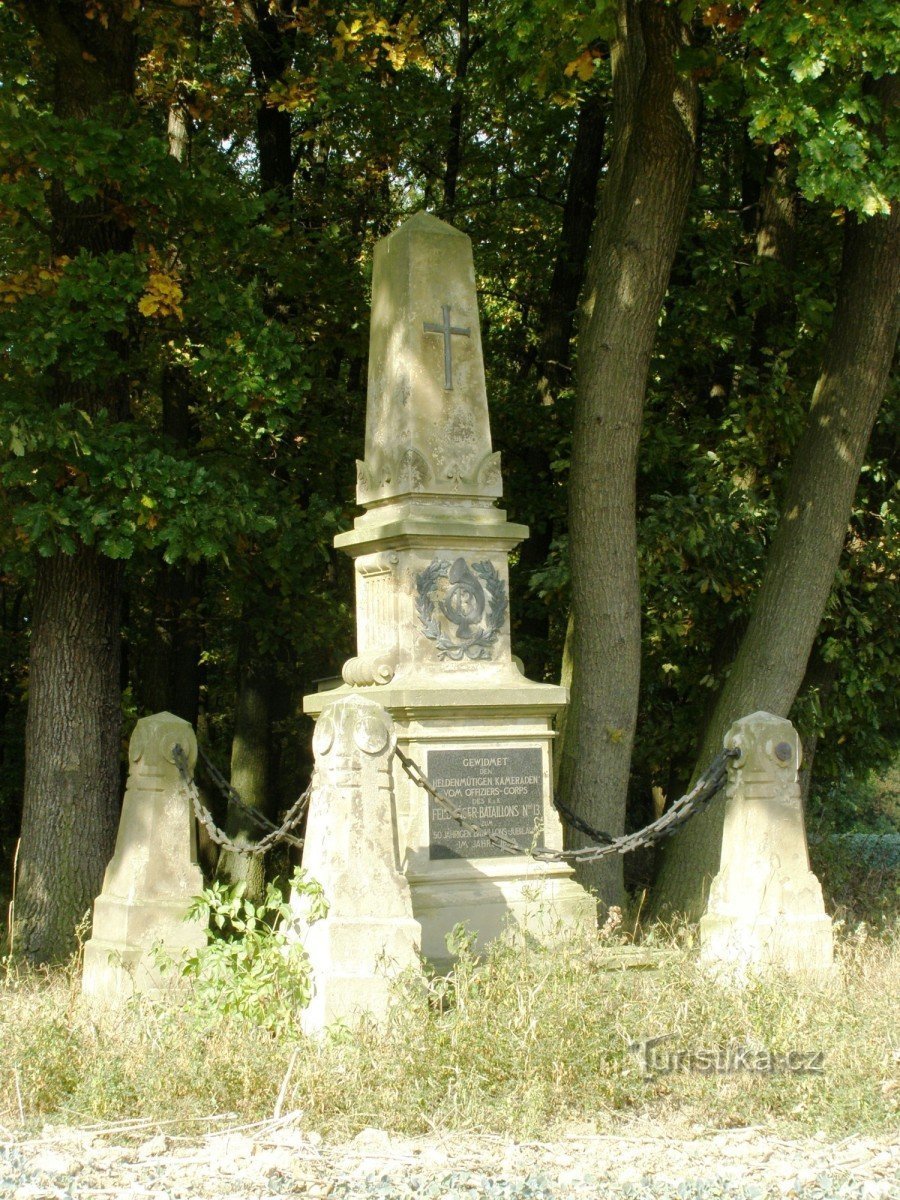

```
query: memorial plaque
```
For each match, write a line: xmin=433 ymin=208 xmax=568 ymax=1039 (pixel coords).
xmin=427 ymin=746 xmax=544 ymax=859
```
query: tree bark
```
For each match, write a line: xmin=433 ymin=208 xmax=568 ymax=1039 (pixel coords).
xmin=535 ymin=90 xmax=606 ymax=407
xmin=514 ymin=90 xmax=607 ymax=675
xmin=134 ymin=101 xmax=204 ymax=728
xmin=16 ymin=555 xmax=123 ymax=960
xmin=559 ymin=0 xmax=698 ymax=908
xmin=239 ymin=0 xmax=296 ymax=211
xmin=652 ymin=198 xmax=900 ymax=919
xmin=14 ymin=1 xmax=137 ymax=961
xmin=216 ymin=626 xmax=275 ymax=898
xmin=443 ymin=0 xmax=471 ymax=216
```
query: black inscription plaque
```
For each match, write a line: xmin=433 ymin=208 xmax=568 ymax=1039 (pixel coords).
xmin=427 ymin=746 xmax=545 ymax=860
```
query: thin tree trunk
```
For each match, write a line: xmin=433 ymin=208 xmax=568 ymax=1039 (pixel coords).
xmin=652 ymin=196 xmax=900 ymax=919
xmin=133 ymin=99 xmax=204 ymax=726
xmin=536 ymin=90 xmax=606 ymax=406
xmin=217 ymin=626 xmax=274 ymax=897
xmin=239 ymin=0 xmax=296 ymax=212
xmin=443 ymin=0 xmax=470 ymax=216
xmin=515 ymin=90 xmax=607 ymax=675
xmin=559 ymin=0 xmax=698 ymax=908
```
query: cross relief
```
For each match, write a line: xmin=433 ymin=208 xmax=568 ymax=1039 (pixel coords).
xmin=423 ymin=304 xmax=470 ymax=391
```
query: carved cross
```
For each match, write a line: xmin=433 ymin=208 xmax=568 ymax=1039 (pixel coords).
xmin=423 ymin=304 xmax=470 ymax=391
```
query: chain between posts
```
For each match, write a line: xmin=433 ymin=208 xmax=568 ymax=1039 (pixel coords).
xmin=172 ymin=735 xmax=739 ymax=863
xmin=395 ymin=745 xmax=741 ymax=864
xmin=172 ymin=744 xmax=310 ymax=857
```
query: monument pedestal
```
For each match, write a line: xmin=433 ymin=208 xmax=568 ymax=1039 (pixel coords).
xmin=699 ymin=712 xmax=834 ymax=979
xmin=296 ymin=695 xmax=422 ymax=1033
xmin=304 ymin=212 xmax=594 ymax=964
xmin=82 ymin=713 xmax=206 ymax=1001
xmin=306 ymin=676 xmax=594 ymax=966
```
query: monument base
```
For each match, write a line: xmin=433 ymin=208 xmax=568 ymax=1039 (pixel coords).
xmin=411 ymin=858 xmax=596 ymax=969
xmin=82 ymin=895 xmax=206 ymax=1000
xmin=305 ymin=676 xmax=597 ymax=965
xmin=301 ymin=916 xmax=422 ymax=1033
xmin=699 ymin=912 xmax=834 ymax=978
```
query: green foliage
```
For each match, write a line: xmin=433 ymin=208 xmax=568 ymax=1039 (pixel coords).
xmin=0 ymin=0 xmax=897 ymax=905
xmin=174 ymin=867 xmax=328 ymax=1035
xmin=741 ymin=0 xmax=899 ymax=213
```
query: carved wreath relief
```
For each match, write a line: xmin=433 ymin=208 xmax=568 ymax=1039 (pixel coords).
xmin=416 ymin=556 xmax=507 ymax=660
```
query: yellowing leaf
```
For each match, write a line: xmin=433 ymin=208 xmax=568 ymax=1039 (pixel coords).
xmin=139 ymin=271 xmax=184 ymax=321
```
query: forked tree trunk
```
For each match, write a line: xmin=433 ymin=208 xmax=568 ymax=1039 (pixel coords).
xmin=559 ymin=0 xmax=698 ymax=909
xmin=652 ymin=197 xmax=900 ymax=919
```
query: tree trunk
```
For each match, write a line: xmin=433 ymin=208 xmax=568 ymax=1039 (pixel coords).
xmin=14 ymin=1 xmax=137 ymax=961
xmin=652 ymin=198 xmax=900 ymax=919
xmin=239 ymin=1 xmax=296 ymax=212
xmin=131 ymin=100 xmax=205 ymax=727
xmin=535 ymin=90 xmax=606 ymax=407
xmin=216 ymin=628 xmax=275 ymax=898
xmin=15 ymin=554 xmax=123 ymax=960
xmin=443 ymin=0 xmax=471 ymax=216
xmin=559 ymin=0 xmax=698 ymax=908
xmin=514 ymin=90 xmax=607 ymax=675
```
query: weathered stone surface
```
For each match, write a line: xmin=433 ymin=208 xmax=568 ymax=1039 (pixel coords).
xmin=292 ymin=694 xmax=422 ymax=1033
xmin=82 ymin=712 xmax=206 ymax=1001
xmin=305 ymin=212 xmax=594 ymax=965
xmin=357 ymin=211 xmax=500 ymax=506
xmin=700 ymin=711 xmax=834 ymax=977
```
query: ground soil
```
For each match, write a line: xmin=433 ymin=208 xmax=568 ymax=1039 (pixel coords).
xmin=1 ymin=1117 xmax=897 ymax=1199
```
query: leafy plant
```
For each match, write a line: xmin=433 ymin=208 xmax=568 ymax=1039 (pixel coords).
xmin=175 ymin=867 xmax=328 ymax=1035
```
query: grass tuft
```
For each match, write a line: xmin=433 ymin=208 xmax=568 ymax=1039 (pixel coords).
xmin=1 ymin=920 xmax=897 ymax=1139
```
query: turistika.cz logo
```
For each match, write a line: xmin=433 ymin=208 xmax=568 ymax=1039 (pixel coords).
xmin=627 ymin=1035 xmax=825 ymax=1081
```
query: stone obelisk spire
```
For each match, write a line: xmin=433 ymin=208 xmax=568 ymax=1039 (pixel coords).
xmin=356 ymin=212 xmax=501 ymax=506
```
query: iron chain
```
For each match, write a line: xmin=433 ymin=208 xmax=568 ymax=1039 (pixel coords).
xmin=172 ymin=744 xmax=310 ymax=857
xmin=395 ymin=745 xmax=740 ymax=864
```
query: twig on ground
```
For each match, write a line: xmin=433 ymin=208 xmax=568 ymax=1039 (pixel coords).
xmin=273 ymin=1048 xmax=300 ymax=1121
xmin=13 ymin=1069 xmax=24 ymax=1125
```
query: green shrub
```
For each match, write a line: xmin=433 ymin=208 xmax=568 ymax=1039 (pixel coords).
xmin=163 ymin=866 xmax=328 ymax=1035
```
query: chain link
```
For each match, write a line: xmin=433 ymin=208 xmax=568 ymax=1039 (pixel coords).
xmin=172 ymin=734 xmax=739 ymax=864
xmin=172 ymin=744 xmax=310 ymax=857
xmin=196 ymin=743 xmax=283 ymax=837
xmin=395 ymin=745 xmax=740 ymax=864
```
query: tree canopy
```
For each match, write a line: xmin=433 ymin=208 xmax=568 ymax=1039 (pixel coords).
xmin=0 ymin=0 xmax=897 ymax=955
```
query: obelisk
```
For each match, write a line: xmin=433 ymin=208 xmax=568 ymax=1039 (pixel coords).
xmin=305 ymin=212 xmax=594 ymax=964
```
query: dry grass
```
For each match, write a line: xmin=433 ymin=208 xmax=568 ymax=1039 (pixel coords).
xmin=1 ymin=919 xmax=897 ymax=1141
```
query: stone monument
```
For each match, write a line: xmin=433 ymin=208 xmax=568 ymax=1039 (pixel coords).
xmin=699 ymin=711 xmax=834 ymax=977
xmin=297 ymin=694 xmax=421 ymax=1033
xmin=304 ymin=212 xmax=595 ymax=964
xmin=82 ymin=712 xmax=206 ymax=1000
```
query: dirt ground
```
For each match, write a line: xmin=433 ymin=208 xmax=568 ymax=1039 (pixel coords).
xmin=1 ymin=1116 xmax=897 ymax=1199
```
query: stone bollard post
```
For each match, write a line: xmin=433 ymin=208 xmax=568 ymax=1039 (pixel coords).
xmin=82 ymin=712 xmax=207 ymax=1001
xmin=699 ymin=710 xmax=833 ymax=977
xmin=290 ymin=694 xmax=422 ymax=1033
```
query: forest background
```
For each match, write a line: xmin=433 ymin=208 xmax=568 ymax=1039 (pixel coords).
xmin=0 ymin=0 xmax=897 ymax=962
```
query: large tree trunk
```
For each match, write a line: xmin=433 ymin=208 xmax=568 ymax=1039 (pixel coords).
xmin=559 ymin=0 xmax=698 ymax=908
xmin=14 ymin=2 xmax=137 ymax=961
xmin=15 ymin=555 xmax=122 ymax=960
xmin=652 ymin=198 xmax=900 ymax=919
